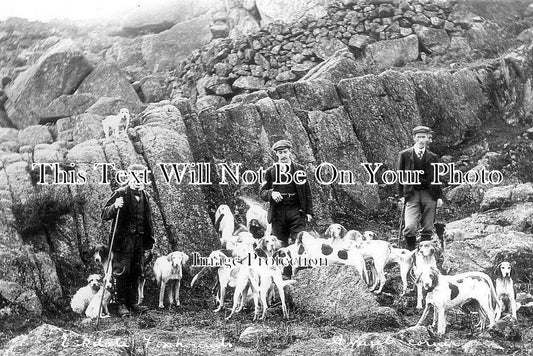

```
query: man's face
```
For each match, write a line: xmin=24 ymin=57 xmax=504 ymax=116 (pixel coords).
xmin=128 ymin=170 xmax=145 ymax=191
xmin=413 ymin=133 xmax=430 ymax=148
xmin=274 ymin=148 xmax=291 ymax=164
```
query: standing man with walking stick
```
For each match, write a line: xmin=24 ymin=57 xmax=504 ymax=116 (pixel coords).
xmin=102 ymin=164 xmax=154 ymax=316
xmin=397 ymin=126 xmax=443 ymax=251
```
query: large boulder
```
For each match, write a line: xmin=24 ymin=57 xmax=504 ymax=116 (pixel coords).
xmin=364 ymin=34 xmax=419 ymax=68
xmin=0 ymin=280 xmax=42 ymax=315
xmin=57 ymin=113 xmax=105 ymax=146
xmin=76 ymin=62 xmax=141 ymax=106
xmin=141 ymin=16 xmax=212 ymax=72
xmin=1 ymin=324 xmax=128 ymax=356
xmin=139 ymin=75 xmax=168 ymax=103
xmin=480 ymin=184 xmax=533 ymax=211
xmin=289 ymin=265 xmax=400 ymax=329
xmin=301 ymin=55 xmax=366 ymax=83
xmin=412 ymin=25 xmax=450 ymax=54
xmin=40 ymin=93 xmax=99 ymax=122
xmin=407 ymin=68 xmax=487 ymax=151
xmin=337 ymin=70 xmax=420 ymax=168
xmin=444 ymin=202 xmax=533 ymax=238
xmin=0 ymin=246 xmax=63 ymax=305
xmin=17 ymin=125 xmax=53 ymax=147
xmin=85 ymin=97 xmax=143 ymax=118
xmin=5 ymin=39 xmax=93 ymax=129
xmin=442 ymin=231 xmax=533 ymax=279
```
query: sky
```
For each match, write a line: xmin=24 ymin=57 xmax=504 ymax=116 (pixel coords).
xmin=0 ymin=0 xmax=172 ymax=22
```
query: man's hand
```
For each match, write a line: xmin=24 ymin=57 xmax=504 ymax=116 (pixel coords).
xmin=437 ymin=198 xmax=443 ymax=209
xmin=272 ymin=191 xmax=283 ymax=203
xmin=144 ymin=250 xmax=153 ymax=262
xmin=306 ymin=214 xmax=312 ymax=222
xmin=114 ymin=197 xmax=124 ymax=209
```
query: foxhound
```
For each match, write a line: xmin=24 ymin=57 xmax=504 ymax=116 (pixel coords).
xmin=415 ymin=266 xmax=499 ymax=335
xmin=414 ymin=240 xmax=438 ymax=309
xmin=225 ymin=242 xmax=295 ymax=320
xmin=153 ymin=251 xmax=189 ymax=308
xmin=239 ymin=196 xmax=271 ymax=238
xmin=214 ymin=204 xmax=236 ymax=248
xmin=388 ymin=248 xmax=415 ymax=296
xmin=297 ymin=231 xmax=369 ymax=285
xmin=343 ymin=229 xmax=392 ymax=293
xmin=102 ymin=108 xmax=130 ymax=138
xmin=494 ymin=261 xmax=517 ymax=320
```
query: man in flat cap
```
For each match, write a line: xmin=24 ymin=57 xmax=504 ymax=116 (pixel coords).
xmin=397 ymin=126 xmax=443 ymax=251
xmin=260 ymin=139 xmax=314 ymax=247
xmin=102 ymin=163 xmax=154 ymax=316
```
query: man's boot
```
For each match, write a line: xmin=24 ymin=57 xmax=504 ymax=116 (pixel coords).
xmin=117 ymin=303 xmax=130 ymax=316
xmin=405 ymin=235 xmax=417 ymax=251
xmin=115 ymin=277 xmax=130 ymax=316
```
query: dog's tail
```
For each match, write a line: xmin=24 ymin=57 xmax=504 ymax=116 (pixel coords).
xmin=191 ymin=267 xmax=209 ymax=287
xmin=191 ymin=250 xmax=233 ymax=287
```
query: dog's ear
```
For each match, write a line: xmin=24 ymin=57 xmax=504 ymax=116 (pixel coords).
xmin=340 ymin=226 xmax=347 ymax=238
xmin=510 ymin=262 xmax=516 ymax=278
xmin=181 ymin=252 xmax=189 ymax=265
xmin=324 ymin=226 xmax=332 ymax=239
xmin=295 ymin=231 xmax=304 ymax=244
xmin=167 ymin=253 xmax=173 ymax=262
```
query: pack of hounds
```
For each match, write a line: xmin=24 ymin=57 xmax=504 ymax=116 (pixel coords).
xmin=71 ymin=198 xmax=522 ymax=334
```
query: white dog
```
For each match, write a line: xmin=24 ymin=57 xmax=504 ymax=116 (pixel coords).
xmin=85 ymin=279 xmax=113 ymax=319
xmin=70 ymin=274 xmax=102 ymax=315
xmin=344 ymin=229 xmax=392 ymax=294
xmin=239 ymin=196 xmax=271 ymax=238
xmin=494 ymin=261 xmax=518 ymax=320
xmin=153 ymin=251 xmax=189 ymax=308
xmin=414 ymin=240 xmax=438 ymax=309
xmin=416 ymin=266 xmax=499 ymax=335
xmin=388 ymin=248 xmax=415 ymax=296
xmin=102 ymin=108 xmax=130 ymax=138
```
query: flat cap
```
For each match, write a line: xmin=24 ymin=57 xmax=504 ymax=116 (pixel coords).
xmin=412 ymin=125 xmax=432 ymax=135
xmin=272 ymin=139 xmax=292 ymax=151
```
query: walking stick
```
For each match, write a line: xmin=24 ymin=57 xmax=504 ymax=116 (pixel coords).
xmin=95 ymin=207 xmax=120 ymax=330
xmin=397 ymin=199 xmax=406 ymax=249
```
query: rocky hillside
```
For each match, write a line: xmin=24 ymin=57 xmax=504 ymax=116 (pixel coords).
xmin=1 ymin=0 xmax=533 ymax=354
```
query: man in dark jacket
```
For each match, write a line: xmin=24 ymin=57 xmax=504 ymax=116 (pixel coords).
xmin=102 ymin=164 xmax=154 ymax=316
xmin=259 ymin=139 xmax=314 ymax=246
xmin=397 ymin=126 xmax=443 ymax=251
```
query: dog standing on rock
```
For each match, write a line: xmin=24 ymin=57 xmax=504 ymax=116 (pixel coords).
xmin=102 ymin=108 xmax=130 ymax=138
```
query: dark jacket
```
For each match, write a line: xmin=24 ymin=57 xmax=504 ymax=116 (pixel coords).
xmin=259 ymin=162 xmax=314 ymax=223
xmin=101 ymin=186 xmax=155 ymax=252
xmin=397 ymin=147 xmax=443 ymax=200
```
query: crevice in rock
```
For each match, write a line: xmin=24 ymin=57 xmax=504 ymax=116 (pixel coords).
xmin=136 ymin=136 xmax=176 ymax=251
xmin=333 ymin=83 xmax=371 ymax=164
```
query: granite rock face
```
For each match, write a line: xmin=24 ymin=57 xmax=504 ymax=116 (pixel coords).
xmin=6 ymin=39 xmax=93 ymax=129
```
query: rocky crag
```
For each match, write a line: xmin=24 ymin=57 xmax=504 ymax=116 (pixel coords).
xmin=0 ymin=1 xmax=533 ymax=353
